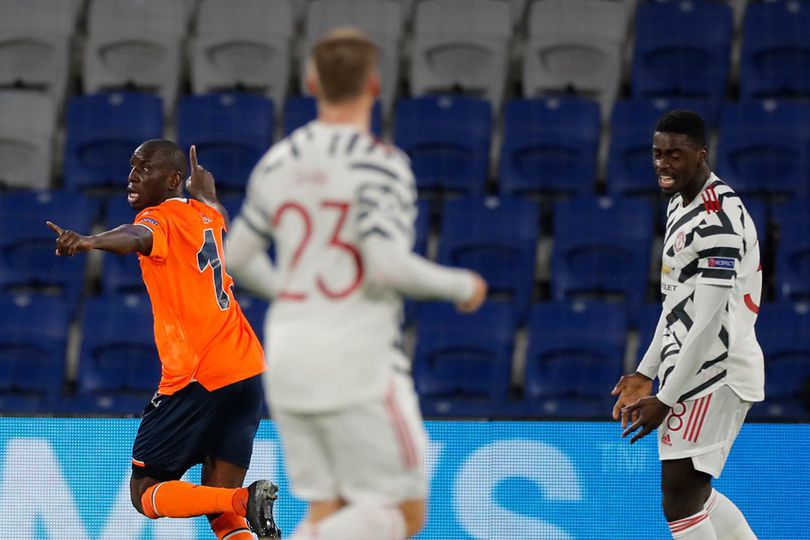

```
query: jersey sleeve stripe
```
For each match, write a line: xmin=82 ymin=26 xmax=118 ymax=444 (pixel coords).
xmin=697 ymin=246 xmax=741 ymax=260
xmin=678 ymin=370 xmax=727 ymax=402
xmin=351 ymin=162 xmax=401 ymax=181
xmin=700 ymin=268 xmax=735 ymax=280
xmin=239 ymin=214 xmax=273 ymax=243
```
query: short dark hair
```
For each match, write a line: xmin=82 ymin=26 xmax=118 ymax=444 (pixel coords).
xmin=311 ymin=28 xmax=378 ymax=104
xmin=655 ymin=109 xmax=707 ymax=148
xmin=140 ymin=139 xmax=187 ymax=177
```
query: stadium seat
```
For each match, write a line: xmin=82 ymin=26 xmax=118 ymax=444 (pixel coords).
xmin=523 ymin=0 xmax=630 ymax=120
xmin=77 ymin=294 xmax=161 ymax=395
xmin=715 ymin=99 xmax=810 ymax=197
xmin=0 ymin=90 xmax=56 ymax=190
xmin=283 ymin=95 xmax=383 ymax=137
xmin=83 ymin=0 xmax=186 ymax=111
xmin=63 ymin=92 xmax=163 ymax=193
xmin=774 ymin=198 xmax=810 ymax=302
xmin=499 ymin=97 xmax=600 ymax=196
xmin=303 ymin=0 xmax=402 ymax=115
xmin=410 ymin=0 xmax=511 ymax=110
xmin=754 ymin=302 xmax=810 ymax=419
xmin=739 ymin=0 xmax=810 ymax=99
xmin=438 ymin=195 xmax=539 ymax=323
xmin=550 ymin=195 xmax=654 ymax=309
xmin=99 ymin=195 xmax=145 ymax=297
xmin=0 ymin=0 xmax=75 ymax=110
xmin=0 ymin=190 xmax=98 ymax=306
xmin=607 ymin=98 xmax=718 ymax=196
xmin=191 ymin=0 xmax=294 ymax=111
xmin=0 ymin=293 xmax=68 ymax=398
xmin=631 ymin=1 xmax=733 ymax=116
xmin=413 ymin=198 xmax=431 ymax=257
xmin=523 ymin=301 xmax=626 ymax=418
xmin=394 ymin=95 xmax=492 ymax=196
xmin=414 ymin=301 xmax=515 ymax=400
xmin=177 ymin=92 xmax=275 ymax=194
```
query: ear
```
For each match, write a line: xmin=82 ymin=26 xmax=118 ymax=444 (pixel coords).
xmin=168 ymin=171 xmax=183 ymax=191
xmin=368 ymin=71 xmax=381 ymax=98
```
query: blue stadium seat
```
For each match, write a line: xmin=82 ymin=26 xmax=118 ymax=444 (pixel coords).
xmin=63 ymin=92 xmax=163 ymax=192
xmin=774 ymin=198 xmax=810 ymax=302
xmin=550 ymin=195 xmax=654 ymax=309
xmin=404 ymin=199 xmax=433 ymax=326
xmin=499 ymin=97 xmax=600 ymax=196
xmin=100 ymin=195 xmax=145 ymax=296
xmin=0 ymin=190 xmax=98 ymax=306
xmin=0 ymin=293 xmax=68 ymax=398
xmin=523 ymin=301 xmax=626 ymax=418
xmin=608 ymin=98 xmax=718 ymax=196
xmin=715 ymin=100 xmax=810 ymax=197
xmin=414 ymin=301 xmax=515 ymax=400
xmin=754 ymin=302 xmax=810 ymax=419
xmin=394 ymin=95 xmax=491 ymax=196
xmin=283 ymin=96 xmax=382 ymax=137
xmin=631 ymin=1 xmax=732 ymax=115
xmin=177 ymin=92 xmax=275 ymax=194
xmin=236 ymin=294 xmax=269 ymax=343
xmin=438 ymin=195 xmax=539 ymax=322
xmin=739 ymin=0 xmax=810 ymax=99
xmin=77 ymin=294 xmax=160 ymax=396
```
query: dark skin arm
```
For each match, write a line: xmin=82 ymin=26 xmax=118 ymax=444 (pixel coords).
xmin=185 ymin=145 xmax=229 ymax=227
xmin=47 ymin=221 xmax=153 ymax=256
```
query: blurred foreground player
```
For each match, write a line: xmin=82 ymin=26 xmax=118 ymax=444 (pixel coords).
xmin=48 ymin=140 xmax=280 ymax=539
xmin=612 ymin=110 xmax=762 ymax=539
xmin=226 ymin=29 xmax=487 ymax=539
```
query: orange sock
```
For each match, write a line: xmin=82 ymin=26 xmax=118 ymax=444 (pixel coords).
xmin=140 ymin=481 xmax=249 ymax=519
xmin=210 ymin=513 xmax=254 ymax=539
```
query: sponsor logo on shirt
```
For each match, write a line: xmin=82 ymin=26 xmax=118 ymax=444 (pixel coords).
xmin=707 ymin=257 xmax=735 ymax=269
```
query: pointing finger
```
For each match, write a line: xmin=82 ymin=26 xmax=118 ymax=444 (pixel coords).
xmin=189 ymin=144 xmax=197 ymax=169
xmin=46 ymin=221 xmax=64 ymax=236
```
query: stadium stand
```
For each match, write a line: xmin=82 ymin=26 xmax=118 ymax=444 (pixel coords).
xmin=773 ymin=197 xmax=810 ymax=303
xmin=0 ymin=91 xmax=56 ymax=190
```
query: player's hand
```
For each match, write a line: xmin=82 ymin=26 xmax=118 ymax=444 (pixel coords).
xmin=457 ymin=273 xmax=487 ymax=313
xmin=611 ymin=372 xmax=653 ymax=428
xmin=621 ymin=396 xmax=670 ymax=444
xmin=185 ymin=145 xmax=218 ymax=203
xmin=47 ymin=221 xmax=94 ymax=256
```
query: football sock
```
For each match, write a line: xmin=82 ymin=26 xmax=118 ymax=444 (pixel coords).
xmin=669 ymin=510 xmax=718 ymax=539
xmin=704 ymin=488 xmax=758 ymax=539
xmin=210 ymin=513 xmax=254 ymax=540
xmin=140 ymin=481 xmax=248 ymax=519
xmin=288 ymin=503 xmax=406 ymax=540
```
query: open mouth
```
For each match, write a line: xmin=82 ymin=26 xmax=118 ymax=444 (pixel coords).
xmin=127 ymin=188 xmax=140 ymax=205
xmin=658 ymin=176 xmax=675 ymax=190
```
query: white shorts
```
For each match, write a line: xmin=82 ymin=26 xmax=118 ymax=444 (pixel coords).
xmin=658 ymin=385 xmax=751 ymax=478
xmin=273 ymin=374 xmax=427 ymax=505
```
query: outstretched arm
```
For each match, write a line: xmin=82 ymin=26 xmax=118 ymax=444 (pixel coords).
xmin=185 ymin=145 xmax=229 ymax=226
xmin=47 ymin=221 xmax=153 ymax=256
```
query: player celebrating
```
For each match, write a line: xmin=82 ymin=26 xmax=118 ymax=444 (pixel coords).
xmin=226 ymin=29 xmax=487 ymax=540
xmin=611 ymin=110 xmax=762 ymax=540
xmin=48 ymin=140 xmax=280 ymax=540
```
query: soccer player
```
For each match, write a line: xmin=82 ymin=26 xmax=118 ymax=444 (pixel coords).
xmin=225 ymin=29 xmax=487 ymax=540
xmin=611 ymin=110 xmax=763 ymax=540
xmin=47 ymin=140 xmax=281 ymax=540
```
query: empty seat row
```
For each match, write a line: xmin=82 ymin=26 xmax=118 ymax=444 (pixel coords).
xmin=4 ymin=0 xmax=807 ymax=120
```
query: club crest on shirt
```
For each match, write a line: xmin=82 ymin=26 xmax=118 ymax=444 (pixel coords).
xmin=674 ymin=231 xmax=686 ymax=253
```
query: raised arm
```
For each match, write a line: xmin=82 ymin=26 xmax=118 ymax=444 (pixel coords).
xmin=185 ymin=145 xmax=229 ymax=226
xmin=47 ymin=220 xmax=153 ymax=256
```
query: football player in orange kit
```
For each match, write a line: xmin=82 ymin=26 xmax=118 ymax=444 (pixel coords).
xmin=48 ymin=140 xmax=280 ymax=540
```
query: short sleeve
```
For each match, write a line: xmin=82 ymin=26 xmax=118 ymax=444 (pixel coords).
xmin=694 ymin=213 xmax=743 ymax=287
xmin=135 ymin=207 xmax=169 ymax=260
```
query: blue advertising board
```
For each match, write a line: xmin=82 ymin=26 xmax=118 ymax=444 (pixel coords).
xmin=0 ymin=419 xmax=805 ymax=539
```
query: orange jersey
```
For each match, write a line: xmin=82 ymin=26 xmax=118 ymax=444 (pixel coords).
xmin=134 ymin=198 xmax=265 ymax=395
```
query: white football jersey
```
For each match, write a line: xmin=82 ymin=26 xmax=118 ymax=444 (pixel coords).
xmin=235 ymin=121 xmax=471 ymax=412
xmin=656 ymin=174 xmax=764 ymax=403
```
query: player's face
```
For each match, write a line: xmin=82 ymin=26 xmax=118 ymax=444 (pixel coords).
xmin=128 ymin=147 xmax=173 ymax=211
xmin=652 ymin=132 xmax=707 ymax=195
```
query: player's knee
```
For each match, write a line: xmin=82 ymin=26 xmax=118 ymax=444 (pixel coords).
xmin=399 ymin=499 xmax=426 ymax=536
xmin=129 ymin=479 xmax=146 ymax=515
